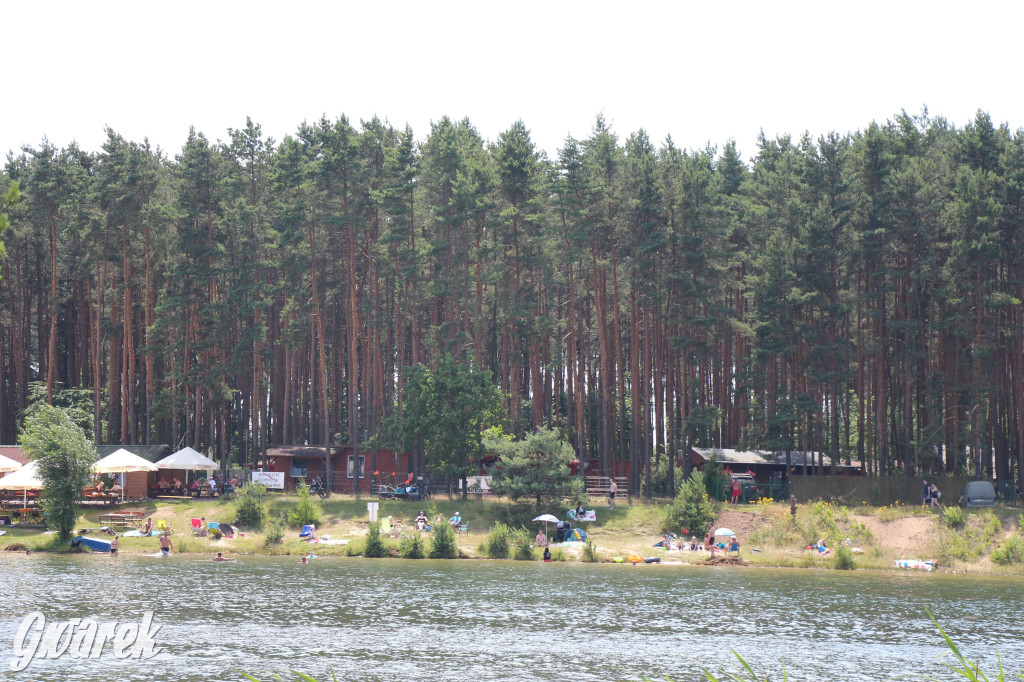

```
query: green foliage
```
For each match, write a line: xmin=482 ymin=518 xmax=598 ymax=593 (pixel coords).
xmin=484 ymin=522 xmax=512 ymax=558
xmin=429 ymin=519 xmax=458 ymax=559
xmin=943 ymin=505 xmax=966 ymax=529
xmin=288 ymin=480 xmax=322 ymax=528
xmin=23 ymin=382 xmax=98 ymax=437
xmin=0 ymin=179 xmax=19 ymax=277
xmin=264 ymin=515 xmax=285 ymax=547
xmin=833 ymin=544 xmax=856 ymax=570
xmin=18 ymin=404 xmax=96 ymax=542
xmin=382 ymin=355 xmax=504 ymax=485
xmin=485 ymin=428 xmax=583 ymax=506
xmin=582 ymin=539 xmax=600 ymax=563
xmin=937 ymin=510 xmax=1003 ymax=563
xmin=663 ymin=471 xmax=717 ymax=535
xmin=400 ymin=533 xmax=425 ymax=559
xmin=234 ymin=482 xmax=268 ymax=530
xmin=700 ymin=454 xmax=729 ymax=502
xmin=549 ymin=548 xmax=568 ymax=562
xmin=511 ymin=528 xmax=534 ymax=560
xmin=364 ymin=522 xmax=388 ymax=558
xmin=641 ymin=455 xmax=684 ymax=498
xmin=804 ymin=501 xmax=841 ymax=545
xmin=990 ymin=536 xmax=1024 ymax=566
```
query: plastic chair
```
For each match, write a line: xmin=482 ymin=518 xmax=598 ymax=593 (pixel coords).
xmin=299 ymin=524 xmax=315 ymax=539
xmin=207 ymin=521 xmax=221 ymax=539
xmin=456 ymin=522 xmax=469 ymax=534
xmin=190 ymin=518 xmax=204 ymax=536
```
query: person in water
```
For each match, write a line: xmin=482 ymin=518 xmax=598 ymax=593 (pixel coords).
xmin=160 ymin=532 xmax=173 ymax=556
xmin=543 ymin=547 xmax=552 ymax=562
xmin=213 ymin=552 xmax=234 ymax=562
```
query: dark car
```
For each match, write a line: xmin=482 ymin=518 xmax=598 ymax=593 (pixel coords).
xmin=730 ymin=474 xmax=760 ymax=502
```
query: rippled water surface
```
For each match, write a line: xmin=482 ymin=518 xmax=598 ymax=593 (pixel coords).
xmin=1 ymin=554 xmax=1022 ymax=681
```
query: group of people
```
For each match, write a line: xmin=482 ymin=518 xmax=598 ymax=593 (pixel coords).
xmin=91 ymin=478 xmax=123 ymax=497
xmin=923 ymin=480 xmax=942 ymax=507
xmin=155 ymin=475 xmax=238 ymax=497
xmin=408 ymin=510 xmax=461 ymax=532
xmin=155 ymin=477 xmax=186 ymax=494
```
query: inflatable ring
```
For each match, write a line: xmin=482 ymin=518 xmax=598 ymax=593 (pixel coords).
xmin=626 ymin=554 xmax=645 ymax=564
xmin=612 ymin=556 xmax=624 ymax=563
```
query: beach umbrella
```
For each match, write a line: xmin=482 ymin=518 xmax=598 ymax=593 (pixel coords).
xmin=714 ymin=528 xmax=736 ymax=537
xmin=154 ymin=447 xmax=218 ymax=487
xmin=0 ymin=461 xmax=43 ymax=506
xmin=533 ymin=513 xmax=560 ymax=537
xmin=0 ymin=453 xmax=22 ymax=473
xmin=93 ymin=449 xmax=158 ymax=502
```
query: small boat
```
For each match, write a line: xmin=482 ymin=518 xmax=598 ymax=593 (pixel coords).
xmin=73 ymin=536 xmax=112 ymax=552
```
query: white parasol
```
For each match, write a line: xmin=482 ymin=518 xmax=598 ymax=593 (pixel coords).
xmin=93 ymin=449 xmax=158 ymax=502
xmin=0 ymin=461 xmax=43 ymax=505
xmin=0 ymin=453 xmax=22 ymax=473
xmin=533 ymin=513 xmax=560 ymax=537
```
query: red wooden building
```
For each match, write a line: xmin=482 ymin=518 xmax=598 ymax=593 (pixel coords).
xmin=258 ymin=445 xmax=411 ymax=493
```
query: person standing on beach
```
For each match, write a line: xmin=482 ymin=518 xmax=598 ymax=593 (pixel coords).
xmin=109 ymin=534 xmax=119 ymax=557
xmin=929 ymin=482 xmax=940 ymax=507
xmin=608 ymin=479 xmax=617 ymax=509
xmin=923 ymin=480 xmax=930 ymax=506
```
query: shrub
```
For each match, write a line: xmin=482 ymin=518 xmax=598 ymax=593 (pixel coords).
xmin=991 ymin=535 xmax=1024 ymax=566
xmin=288 ymin=480 xmax=321 ymax=528
xmin=364 ymin=522 xmax=388 ymax=558
xmin=833 ymin=544 xmax=856 ymax=570
xmin=429 ymin=520 xmax=458 ymax=559
xmin=264 ymin=515 xmax=285 ymax=547
xmin=550 ymin=548 xmax=568 ymax=562
xmin=582 ymin=539 xmax=600 ymax=563
xmin=400 ymin=533 xmax=425 ymax=559
xmin=942 ymin=505 xmax=965 ymax=529
xmin=663 ymin=471 xmax=717 ymax=535
xmin=484 ymin=522 xmax=513 ymax=559
xmin=234 ymin=482 xmax=268 ymax=530
xmin=511 ymin=528 xmax=534 ymax=560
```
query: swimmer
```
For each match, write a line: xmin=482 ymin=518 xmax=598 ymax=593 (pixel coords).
xmin=213 ymin=552 xmax=234 ymax=562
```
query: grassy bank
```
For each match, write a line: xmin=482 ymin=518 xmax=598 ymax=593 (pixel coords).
xmin=2 ymin=494 xmax=1022 ymax=574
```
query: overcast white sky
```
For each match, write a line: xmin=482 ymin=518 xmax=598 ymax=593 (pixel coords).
xmin=4 ymin=1 xmax=1022 ymax=163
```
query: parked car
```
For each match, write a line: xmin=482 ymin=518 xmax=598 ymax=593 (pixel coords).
xmin=730 ymin=473 xmax=760 ymax=502
xmin=959 ymin=480 xmax=997 ymax=508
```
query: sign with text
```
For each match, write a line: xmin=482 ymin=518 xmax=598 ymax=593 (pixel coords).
xmin=251 ymin=471 xmax=284 ymax=489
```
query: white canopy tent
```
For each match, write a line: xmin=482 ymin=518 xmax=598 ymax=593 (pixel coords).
xmin=92 ymin=449 xmax=158 ymax=502
xmin=154 ymin=447 xmax=218 ymax=471
xmin=154 ymin=447 xmax=218 ymax=490
xmin=0 ymin=453 xmax=22 ymax=473
xmin=0 ymin=460 xmax=43 ymax=505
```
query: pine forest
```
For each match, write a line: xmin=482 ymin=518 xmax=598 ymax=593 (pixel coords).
xmin=2 ymin=110 xmax=1023 ymax=495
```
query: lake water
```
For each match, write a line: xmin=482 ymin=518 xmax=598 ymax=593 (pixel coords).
xmin=1 ymin=554 xmax=1022 ymax=681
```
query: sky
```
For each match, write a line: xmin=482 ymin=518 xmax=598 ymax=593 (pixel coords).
xmin=4 ymin=0 xmax=1023 ymax=164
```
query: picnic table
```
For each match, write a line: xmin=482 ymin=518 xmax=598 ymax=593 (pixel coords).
xmin=98 ymin=512 xmax=144 ymax=527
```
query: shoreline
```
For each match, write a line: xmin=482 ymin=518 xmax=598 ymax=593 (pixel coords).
xmin=2 ymin=495 xmax=1022 ymax=576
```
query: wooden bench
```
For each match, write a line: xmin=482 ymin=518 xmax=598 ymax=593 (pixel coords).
xmin=585 ymin=476 xmax=628 ymax=497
